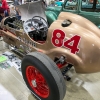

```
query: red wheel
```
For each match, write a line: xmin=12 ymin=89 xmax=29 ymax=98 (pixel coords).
xmin=21 ymin=52 xmax=66 ymax=100
xmin=26 ymin=66 xmax=49 ymax=98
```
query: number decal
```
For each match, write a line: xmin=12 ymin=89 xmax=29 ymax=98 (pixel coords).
xmin=52 ymin=29 xmax=65 ymax=47
xmin=51 ymin=29 xmax=81 ymax=54
xmin=64 ymin=35 xmax=80 ymax=54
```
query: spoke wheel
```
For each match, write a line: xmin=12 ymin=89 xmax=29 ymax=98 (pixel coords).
xmin=26 ymin=66 xmax=49 ymax=98
xmin=21 ymin=52 xmax=66 ymax=100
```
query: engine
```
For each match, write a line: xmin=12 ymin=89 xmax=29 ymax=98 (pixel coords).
xmin=4 ymin=16 xmax=23 ymax=30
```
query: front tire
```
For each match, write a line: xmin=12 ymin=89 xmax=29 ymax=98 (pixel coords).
xmin=21 ymin=52 xmax=66 ymax=100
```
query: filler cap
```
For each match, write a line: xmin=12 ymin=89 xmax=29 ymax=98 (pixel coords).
xmin=62 ymin=19 xmax=72 ymax=27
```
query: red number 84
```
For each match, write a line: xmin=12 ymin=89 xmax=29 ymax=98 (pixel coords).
xmin=51 ymin=29 xmax=81 ymax=54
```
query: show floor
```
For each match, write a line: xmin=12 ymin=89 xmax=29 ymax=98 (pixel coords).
xmin=0 ymin=41 xmax=100 ymax=100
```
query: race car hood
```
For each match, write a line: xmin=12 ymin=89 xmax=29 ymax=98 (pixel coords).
xmin=16 ymin=0 xmax=47 ymax=21
xmin=58 ymin=12 xmax=100 ymax=38
xmin=47 ymin=12 xmax=100 ymax=73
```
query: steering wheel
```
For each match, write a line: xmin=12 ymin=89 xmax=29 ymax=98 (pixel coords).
xmin=31 ymin=16 xmax=48 ymax=33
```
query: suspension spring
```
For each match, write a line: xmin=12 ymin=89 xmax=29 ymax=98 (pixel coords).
xmin=62 ymin=64 xmax=73 ymax=75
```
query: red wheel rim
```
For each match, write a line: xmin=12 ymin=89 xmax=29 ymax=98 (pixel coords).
xmin=26 ymin=66 xmax=49 ymax=98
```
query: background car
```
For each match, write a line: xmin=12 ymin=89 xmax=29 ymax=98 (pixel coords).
xmin=46 ymin=0 xmax=100 ymax=28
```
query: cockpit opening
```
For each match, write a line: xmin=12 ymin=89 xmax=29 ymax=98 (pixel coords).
xmin=3 ymin=16 xmax=48 ymax=43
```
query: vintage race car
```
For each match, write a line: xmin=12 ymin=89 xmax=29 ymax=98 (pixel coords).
xmin=0 ymin=1 xmax=100 ymax=100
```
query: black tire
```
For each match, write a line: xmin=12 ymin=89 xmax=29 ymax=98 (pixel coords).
xmin=21 ymin=52 xmax=66 ymax=100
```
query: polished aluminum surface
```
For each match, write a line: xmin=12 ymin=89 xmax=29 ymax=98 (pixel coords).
xmin=16 ymin=1 xmax=46 ymax=21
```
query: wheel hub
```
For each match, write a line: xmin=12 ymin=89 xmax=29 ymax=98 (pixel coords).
xmin=32 ymin=80 xmax=37 ymax=87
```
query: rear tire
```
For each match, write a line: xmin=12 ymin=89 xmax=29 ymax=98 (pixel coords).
xmin=21 ymin=52 xmax=66 ymax=100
